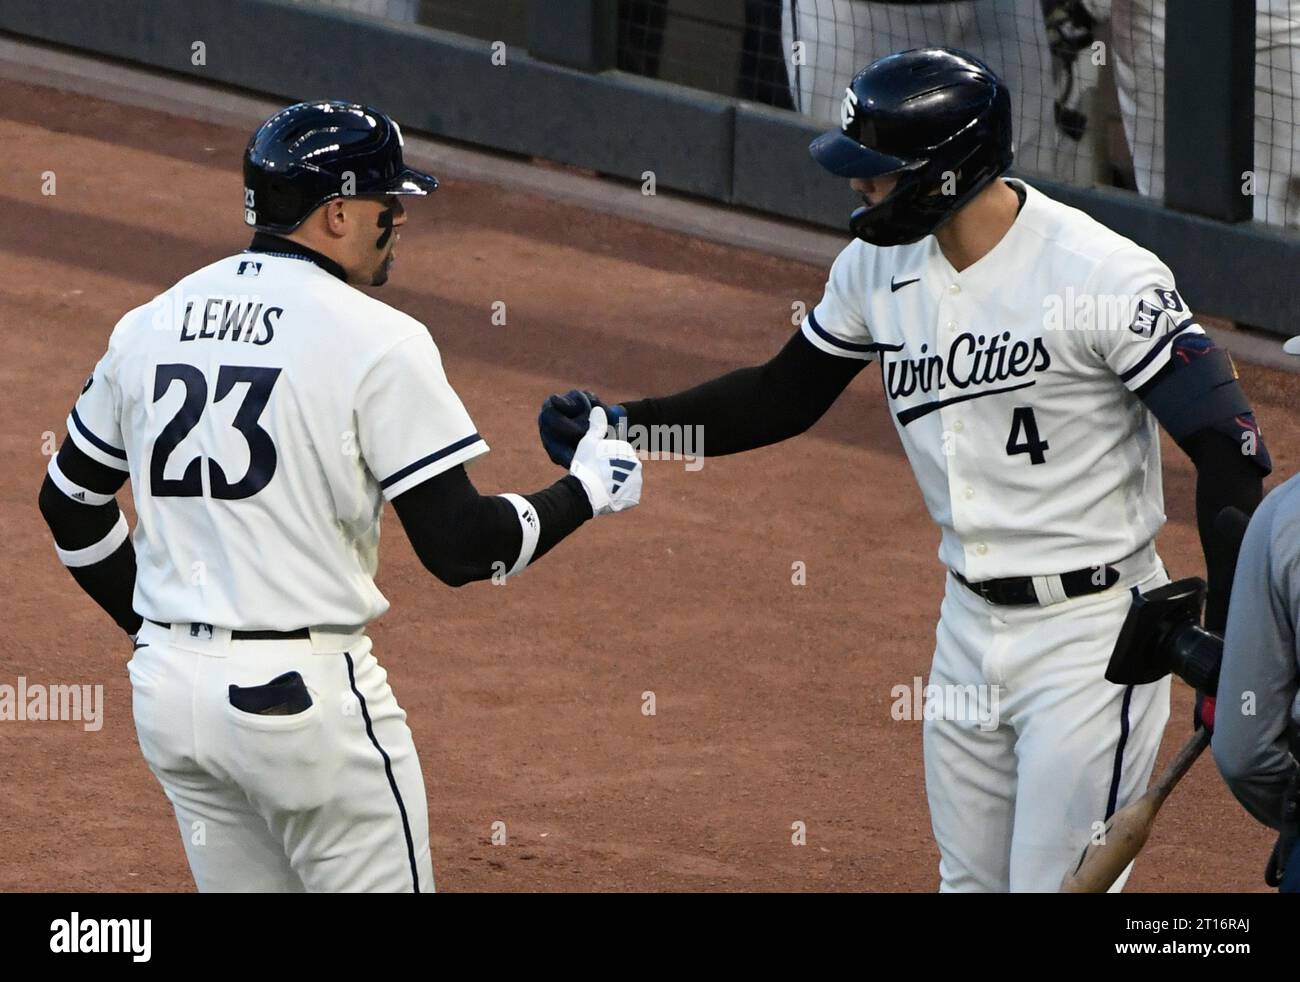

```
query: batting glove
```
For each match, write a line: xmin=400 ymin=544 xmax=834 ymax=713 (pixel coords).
xmin=539 ymin=389 xmax=626 ymax=468
xmin=568 ymin=406 xmax=641 ymax=516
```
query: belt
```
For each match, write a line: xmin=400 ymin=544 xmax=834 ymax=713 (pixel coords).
xmin=951 ymin=564 xmax=1122 ymax=606
xmin=147 ymin=618 xmax=310 ymax=641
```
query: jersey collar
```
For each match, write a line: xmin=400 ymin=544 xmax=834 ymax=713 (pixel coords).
xmin=245 ymin=233 xmax=348 ymax=282
xmin=929 ymin=178 xmax=1034 ymax=282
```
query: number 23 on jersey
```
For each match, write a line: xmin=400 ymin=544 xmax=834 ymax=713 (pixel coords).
xmin=150 ymin=363 xmax=282 ymax=499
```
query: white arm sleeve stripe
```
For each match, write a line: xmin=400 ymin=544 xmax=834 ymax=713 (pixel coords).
xmin=47 ymin=456 xmax=116 ymax=506
xmin=56 ymin=512 xmax=129 ymax=567
xmin=66 ymin=410 xmax=130 ymax=472
xmin=499 ymin=493 xmax=541 ymax=577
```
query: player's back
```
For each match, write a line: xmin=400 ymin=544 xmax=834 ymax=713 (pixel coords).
xmin=82 ymin=249 xmax=470 ymax=631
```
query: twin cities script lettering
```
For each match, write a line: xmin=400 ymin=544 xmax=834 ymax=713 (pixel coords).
xmin=884 ymin=331 xmax=1052 ymax=425
xmin=179 ymin=297 xmax=283 ymax=345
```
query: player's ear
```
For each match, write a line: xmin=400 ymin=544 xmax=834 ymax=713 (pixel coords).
xmin=321 ymin=198 xmax=349 ymax=238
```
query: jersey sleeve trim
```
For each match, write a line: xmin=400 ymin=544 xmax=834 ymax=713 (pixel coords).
xmin=1119 ymin=316 xmax=1200 ymax=390
xmin=379 ymin=433 xmax=489 ymax=499
xmin=801 ymin=311 xmax=879 ymax=361
xmin=68 ymin=408 xmax=129 ymax=471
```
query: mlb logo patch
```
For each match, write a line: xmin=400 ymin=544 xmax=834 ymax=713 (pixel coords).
xmin=1128 ymin=299 xmax=1164 ymax=338
xmin=237 ymin=260 xmax=262 ymax=277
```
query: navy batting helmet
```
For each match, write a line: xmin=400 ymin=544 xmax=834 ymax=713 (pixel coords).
xmin=810 ymin=48 xmax=1013 ymax=246
xmin=243 ymin=100 xmax=438 ymax=234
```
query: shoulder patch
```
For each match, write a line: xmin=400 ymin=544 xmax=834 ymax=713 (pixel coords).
xmin=1128 ymin=299 xmax=1165 ymax=338
xmin=1154 ymin=287 xmax=1185 ymax=314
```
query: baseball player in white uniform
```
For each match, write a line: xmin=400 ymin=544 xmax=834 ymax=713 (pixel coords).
xmin=38 ymin=101 xmax=642 ymax=893
xmin=538 ymin=49 xmax=1270 ymax=890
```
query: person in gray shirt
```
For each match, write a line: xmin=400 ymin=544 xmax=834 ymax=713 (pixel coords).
xmin=1212 ymin=335 xmax=1300 ymax=889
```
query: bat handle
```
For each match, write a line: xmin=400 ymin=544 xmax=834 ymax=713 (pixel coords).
xmin=1151 ymin=727 xmax=1212 ymax=805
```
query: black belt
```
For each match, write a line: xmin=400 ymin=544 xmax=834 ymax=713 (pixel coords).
xmin=147 ymin=618 xmax=309 ymax=641
xmin=951 ymin=564 xmax=1121 ymax=606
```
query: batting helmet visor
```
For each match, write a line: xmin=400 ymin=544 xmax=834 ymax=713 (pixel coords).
xmin=808 ymin=130 xmax=916 ymax=179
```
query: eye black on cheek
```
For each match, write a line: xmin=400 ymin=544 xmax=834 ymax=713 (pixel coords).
xmin=375 ymin=203 xmax=396 ymax=249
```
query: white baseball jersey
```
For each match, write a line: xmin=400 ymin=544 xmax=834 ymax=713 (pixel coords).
xmin=65 ymin=250 xmax=488 ymax=630
xmin=803 ymin=179 xmax=1203 ymax=579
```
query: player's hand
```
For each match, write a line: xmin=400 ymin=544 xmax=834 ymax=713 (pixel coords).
xmin=539 ymin=389 xmax=626 ymax=468
xmin=568 ymin=406 xmax=641 ymax=516
xmin=1194 ymin=692 xmax=1216 ymax=734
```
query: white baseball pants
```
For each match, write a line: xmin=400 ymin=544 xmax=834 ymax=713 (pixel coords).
xmin=924 ymin=560 xmax=1172 ymax=892
xmin=128 ymin=621 xmax=434 ymax=893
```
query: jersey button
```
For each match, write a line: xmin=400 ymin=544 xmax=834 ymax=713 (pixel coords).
xmin=964 ymin=486 xmax=975 ymax=499
xmin=948 ymin=283 xmax=961 ymax=295
xmin=946 ymin=320 xmax=957 ymax=331
xmin=974 ymin=542 xmax=988 ymax=556
xmin=953 ymin=420 xmax=964 ymax=433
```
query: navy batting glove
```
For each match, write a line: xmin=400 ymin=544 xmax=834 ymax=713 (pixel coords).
xmin=579 ymin=391 xmax=626 ymax=438
xmin=539 ymin=390 xmax=589 ymax=467
xmin=539 ymin=390 xmax=626 ymax=467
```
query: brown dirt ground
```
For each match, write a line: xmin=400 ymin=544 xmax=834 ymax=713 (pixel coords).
xmin=0 ymin=78 xmax=1293 ymax=893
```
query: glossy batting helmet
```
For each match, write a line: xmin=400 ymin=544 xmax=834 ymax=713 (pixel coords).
xmin=810 ymin=48 xmax=1013 ymax=247
xmin=243 ymin=100 xmax=438 ymax=234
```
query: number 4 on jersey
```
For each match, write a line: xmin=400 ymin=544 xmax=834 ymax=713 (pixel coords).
xmin=1005 ymin=406 xmax=1049 ymax=465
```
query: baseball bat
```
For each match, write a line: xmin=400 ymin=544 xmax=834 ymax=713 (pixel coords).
xmin=1058 ymin=726 xmax=1211 ymax=892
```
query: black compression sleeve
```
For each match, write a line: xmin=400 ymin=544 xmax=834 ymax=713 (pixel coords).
xmin=391 ymin=465 xmax=592 ymax=587
xmin=620 ymin=329 xmax=868 ymax=456
xmin=1136 ymin=353 xmax=1266 ymax=634
xmin=38 ymin=474 xmax=142 ymax=636
xmin=1180 ymin=429 xmax=1264 ymax=633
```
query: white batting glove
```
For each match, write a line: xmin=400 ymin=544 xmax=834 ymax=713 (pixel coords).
xmin=568 ymin=407 xmax=642 ymax=516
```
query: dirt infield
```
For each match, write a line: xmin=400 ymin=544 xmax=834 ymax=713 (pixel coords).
xmin=1 ymin=77 xmax=1293 ymax=892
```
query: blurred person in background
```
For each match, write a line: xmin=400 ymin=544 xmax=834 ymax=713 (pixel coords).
xmin=1212 ymin=335 xmax=1300 ymax=894
xmin=1109 ymin=0 xmax=1300 ymax=227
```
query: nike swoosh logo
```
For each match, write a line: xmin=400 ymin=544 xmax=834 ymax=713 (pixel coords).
xmin=890 ymin=276 xmax=920 ymax=292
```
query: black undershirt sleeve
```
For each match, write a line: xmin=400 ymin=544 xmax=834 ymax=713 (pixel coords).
xmin=1136 ymin=363 xmax=1264 ymax=633
xmin=620 ymin=329 xmax=868 ymax=456
xmin=1174 ymin=428 xmax=1263 ymax=634
xmin=391 ymin=465 xmax=593 ymax=587
xmin=38 ymin=442 xmax=141 ymax=636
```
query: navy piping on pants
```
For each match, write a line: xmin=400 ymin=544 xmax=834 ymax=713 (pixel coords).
xmin=1105 ymin=684 xmax=1135 ymax=820
xmin=345 ymin=651 xmax=420 ymax=892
